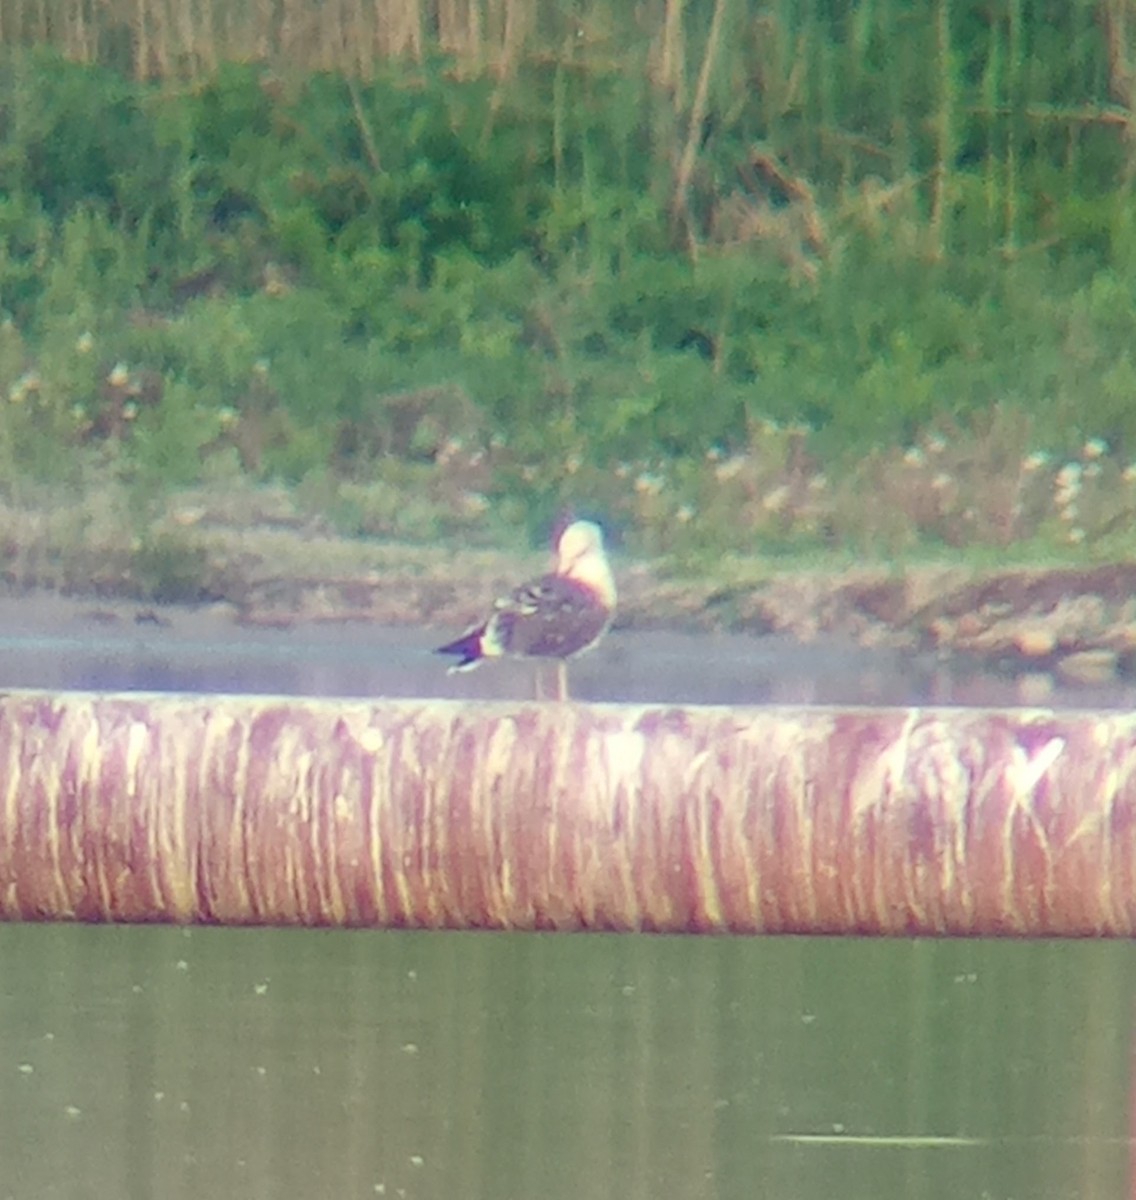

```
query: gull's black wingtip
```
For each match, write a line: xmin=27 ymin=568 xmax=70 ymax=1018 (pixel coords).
xmin=435 ymin=630 xmax=483 ymax=670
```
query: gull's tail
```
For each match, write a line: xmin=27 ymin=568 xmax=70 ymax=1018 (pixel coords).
xmin=435 ymin=626 xmax=487 ymax=672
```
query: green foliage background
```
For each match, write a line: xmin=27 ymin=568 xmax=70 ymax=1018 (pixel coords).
xmin=0 ymin=0 xmax=1134 ymax=560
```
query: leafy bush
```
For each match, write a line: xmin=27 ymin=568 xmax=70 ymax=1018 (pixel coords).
xmin=0 ymin=28 xmax=1133 ymax=571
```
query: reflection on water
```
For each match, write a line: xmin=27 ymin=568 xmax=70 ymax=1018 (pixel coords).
xmin=0 ymin=926 xmax=1129 ymax=1200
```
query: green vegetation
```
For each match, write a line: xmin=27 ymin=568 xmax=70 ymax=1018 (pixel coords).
xmin=0 ymin=0 xmax=1135 ymax=590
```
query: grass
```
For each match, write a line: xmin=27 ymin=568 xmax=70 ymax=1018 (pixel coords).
xmin=0 ymin=19 xmax=1134 ymax=619
xmin=0 ymin=411 xmax=1130 ymax=621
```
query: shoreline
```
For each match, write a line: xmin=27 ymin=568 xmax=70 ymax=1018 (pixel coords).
xmin=3 ymin=515 xmax=1134 ymax=686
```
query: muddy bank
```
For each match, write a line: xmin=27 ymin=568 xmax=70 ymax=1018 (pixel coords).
xmin=4 ymin=512 xmax=1133 ymax=687
xmin=228 ymin=554 xmax=1136 ymax=684
xmin=211 ymin=528 xmax=1136 ymax=684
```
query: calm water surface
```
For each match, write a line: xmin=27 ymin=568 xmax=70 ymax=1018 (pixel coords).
xmin=0 ymin=603 xmax=1132 ymax=1198
xmin=0 ymin=927 xmax=1130 ymax=1200
xmin=1 ymin=595 xmax=1135 ymax=707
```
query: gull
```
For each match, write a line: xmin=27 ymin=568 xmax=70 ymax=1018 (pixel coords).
xmin=436 ymin=520 xmax=616 ymax=700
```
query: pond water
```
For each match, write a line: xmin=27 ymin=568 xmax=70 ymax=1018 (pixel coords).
xmin=0 ymin=926 xmax=1130 ymax=1200
xmin=0 ymin=596 xmax=1134 ymax=708
xmin=0 ymin=601 xmax=1132 ymax=1198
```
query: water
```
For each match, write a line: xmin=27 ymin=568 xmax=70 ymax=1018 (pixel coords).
xmin=0 ymin=599 xmax=1132 ymax=1198
xmin=0 ymin=594 xmax=1134 ymax=707
xmin=0 ymin=926 xmax=1129 ymax=1200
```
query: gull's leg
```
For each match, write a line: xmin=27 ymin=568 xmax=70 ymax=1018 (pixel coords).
xmin=556 ymin=660 xmax=568 ymax=702
xmin=534 ymin=664 xmax=544 ymax=701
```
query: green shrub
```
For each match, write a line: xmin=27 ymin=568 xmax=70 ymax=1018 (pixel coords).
xmin=0 ymin=25 xmax=1132 ymax=568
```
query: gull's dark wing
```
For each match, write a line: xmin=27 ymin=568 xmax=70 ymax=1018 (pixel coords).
xmin=490 ymin=574 xmax=611 ymax=659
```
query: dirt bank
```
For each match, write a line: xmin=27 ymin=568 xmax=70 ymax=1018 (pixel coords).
xmin=227 ymin=550 xmax=1136 ymax=683
xmin=2 ymin=488 xmax=1132 ymax=682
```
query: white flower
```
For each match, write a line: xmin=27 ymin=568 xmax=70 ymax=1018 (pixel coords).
xmin=635 ymin=472 xmax=665 ymax=496
xmin=436 ymin=436 xmax=463 ymax=465
xmin=1054 ymin=462 xmax=1082 ymax=491
xmin=713 ymin=455 xmax=747 ymax=483
xmin=762 ymin=485 xmax=790 ymax=513
xmin=1082 ymin=437 xmax=1107 ymax=460
xmin=8 ymin=370 xmax=40 ymax=403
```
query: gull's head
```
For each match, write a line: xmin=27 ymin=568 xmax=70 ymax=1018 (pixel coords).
xmin=557 ymin=520 xmax=603 ymax=564
xmin=555 ymin=520 xmax=616 ymax=609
